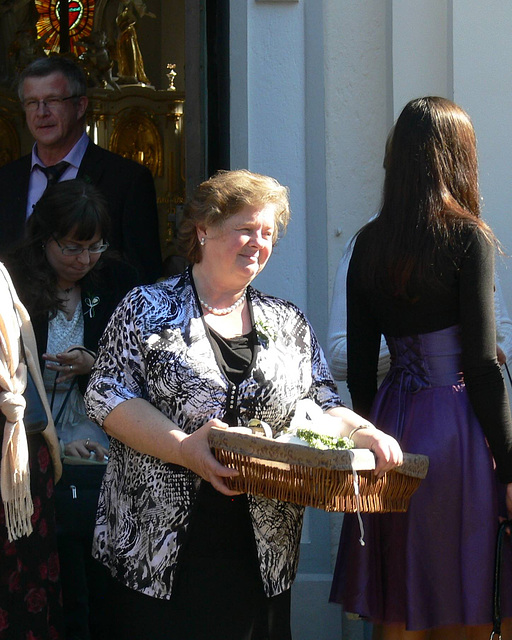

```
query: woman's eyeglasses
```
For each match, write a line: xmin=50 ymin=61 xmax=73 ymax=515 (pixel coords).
xmin=52 ymin=236 xmax=109 ymax=256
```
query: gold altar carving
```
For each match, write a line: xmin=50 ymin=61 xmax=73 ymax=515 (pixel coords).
xmin=86 ymin=86 xmax=185 ymax=261
xmin=109 ymin=108 xmax=163 ymax=177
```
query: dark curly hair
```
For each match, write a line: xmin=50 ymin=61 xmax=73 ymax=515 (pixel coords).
xmin=7 ymin=180 xmax=110 ymax=321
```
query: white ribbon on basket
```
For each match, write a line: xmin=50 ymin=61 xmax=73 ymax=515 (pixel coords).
xmin=235 ymin=400 xmax=371 ymax=544
xmin=349 ymin=453 xmax=366 ymax=546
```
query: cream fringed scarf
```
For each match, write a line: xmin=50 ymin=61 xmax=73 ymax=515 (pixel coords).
xmin=0 ymin=264 xmax=61 ymax=542
xmin=0 ymin=264 xmax=33 ymax=541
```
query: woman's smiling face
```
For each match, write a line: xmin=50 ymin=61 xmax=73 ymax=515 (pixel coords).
xmin=199 ymin=204 xmax=276 ymax=290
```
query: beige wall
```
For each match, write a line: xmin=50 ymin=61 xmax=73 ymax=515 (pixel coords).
xmin=323 ymin=0 xmax=390 ymax=308
xmin=322 ymin=0 xmax=512 ymax=345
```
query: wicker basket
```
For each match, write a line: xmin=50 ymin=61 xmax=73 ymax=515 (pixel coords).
xmin=208 ymin=427 xmax=429 ymax=513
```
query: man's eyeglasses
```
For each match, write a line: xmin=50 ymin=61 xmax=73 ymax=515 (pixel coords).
xmin=22 ymin=96 xmax=80 ymax=112
xmin=52 ymin=236 xmax=109 ymax=256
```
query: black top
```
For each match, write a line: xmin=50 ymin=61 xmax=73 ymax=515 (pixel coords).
xmin=347 ymin=224 xmax=512 ymax=483
xmin=208 ymin=326 xmax=255 ymax=425
xmin=179 ymin=324 xmax=290 ymax=635
xmin=209 ymin=327 xmax=254 ymax=386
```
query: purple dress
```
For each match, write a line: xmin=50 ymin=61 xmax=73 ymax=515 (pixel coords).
xmin=330 ymin=326 xmax=512 ymax=630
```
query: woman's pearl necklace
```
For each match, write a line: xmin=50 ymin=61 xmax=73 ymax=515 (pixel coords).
xmin=199 ymin=288 xmax=247 ymax=316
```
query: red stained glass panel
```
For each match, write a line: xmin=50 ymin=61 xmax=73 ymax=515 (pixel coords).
xmin=35 ymin=0 xmax=95 ymax=55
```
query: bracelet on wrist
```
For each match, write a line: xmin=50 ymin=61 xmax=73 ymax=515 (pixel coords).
xmin=349 ymin=424 xmax=371 ymax=441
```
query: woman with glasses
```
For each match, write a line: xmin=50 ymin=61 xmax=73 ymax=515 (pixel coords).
xmin=7 ymin=179 xmax=137 ymax=640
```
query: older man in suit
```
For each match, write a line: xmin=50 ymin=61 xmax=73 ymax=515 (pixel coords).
xmin=0 ymin=56 xmax=161 ymax=283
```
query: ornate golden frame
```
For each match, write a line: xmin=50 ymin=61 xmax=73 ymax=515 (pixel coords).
xmin=109 ymin=108 xmax=163 ymax=177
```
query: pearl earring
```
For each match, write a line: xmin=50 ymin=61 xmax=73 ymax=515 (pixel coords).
xmin=200 ymin=237 xmax=205 ymax=246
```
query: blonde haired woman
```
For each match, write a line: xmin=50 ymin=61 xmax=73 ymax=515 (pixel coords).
xmin=85 ymin=169 xmax=402 ymax=640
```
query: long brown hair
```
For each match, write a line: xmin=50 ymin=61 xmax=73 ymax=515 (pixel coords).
xmin=360 ymin=96 xmax=494 ymax=298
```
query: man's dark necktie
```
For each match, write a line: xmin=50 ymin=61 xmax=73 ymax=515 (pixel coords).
xmin=36 ymin=161 xmax=70 ymax=190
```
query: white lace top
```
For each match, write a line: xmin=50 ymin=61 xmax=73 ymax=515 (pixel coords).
xmin=43 ymin=300 xmax=109 ymax=448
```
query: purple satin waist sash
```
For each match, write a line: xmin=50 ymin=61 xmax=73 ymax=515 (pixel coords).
xmin=379 ymin=326 xmax=464 ymax=440
xmin=384 ymin=325 xmax=464 ymax=392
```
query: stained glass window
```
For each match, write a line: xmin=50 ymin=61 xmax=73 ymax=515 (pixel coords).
xmin=35 ymin=0 xmax=96 ymax=56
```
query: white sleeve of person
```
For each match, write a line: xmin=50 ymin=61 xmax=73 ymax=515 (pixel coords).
xmin=495 ymin=271 xmax=512 ymax=364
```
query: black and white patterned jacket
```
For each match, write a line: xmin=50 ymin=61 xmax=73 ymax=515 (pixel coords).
xmin=85 ymin=269 xmax=341 ymax=599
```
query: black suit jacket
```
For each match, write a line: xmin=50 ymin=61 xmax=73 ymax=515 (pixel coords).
xmin=0 ymin=139 xmax=161 ymax=284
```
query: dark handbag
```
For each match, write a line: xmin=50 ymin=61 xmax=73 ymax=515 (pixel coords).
xmin=19 ymin=324 xmax=48 ymax=434
xmin=22 ymin=366 xmax=49 ymax=435
xmin=51 ymin=369 xmax=107 ymax=534
xmin=54 ymin=462 xmax=106 ymax=536
xmin=490 ymin=519 xmax=512 ymax=639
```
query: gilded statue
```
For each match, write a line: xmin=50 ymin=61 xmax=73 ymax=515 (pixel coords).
xmin=116 ymin=0 xmax=155 ymax=85
xmin=79 ymin=30 xmax=120 ymax=90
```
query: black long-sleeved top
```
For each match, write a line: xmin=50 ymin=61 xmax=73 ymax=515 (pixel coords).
xmin=347 ymin=224 xmax=512 ymax=483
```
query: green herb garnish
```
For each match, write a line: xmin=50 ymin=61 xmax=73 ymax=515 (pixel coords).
xmin=295 ymin=429 xmax=355 ymax=450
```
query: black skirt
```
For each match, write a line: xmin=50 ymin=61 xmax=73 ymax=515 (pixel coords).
xmin=110 ymin=481 xmax=292 ymax=640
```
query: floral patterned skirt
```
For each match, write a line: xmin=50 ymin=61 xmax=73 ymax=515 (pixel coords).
xmin=0 ymin=433 xmax=64 ymax=639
